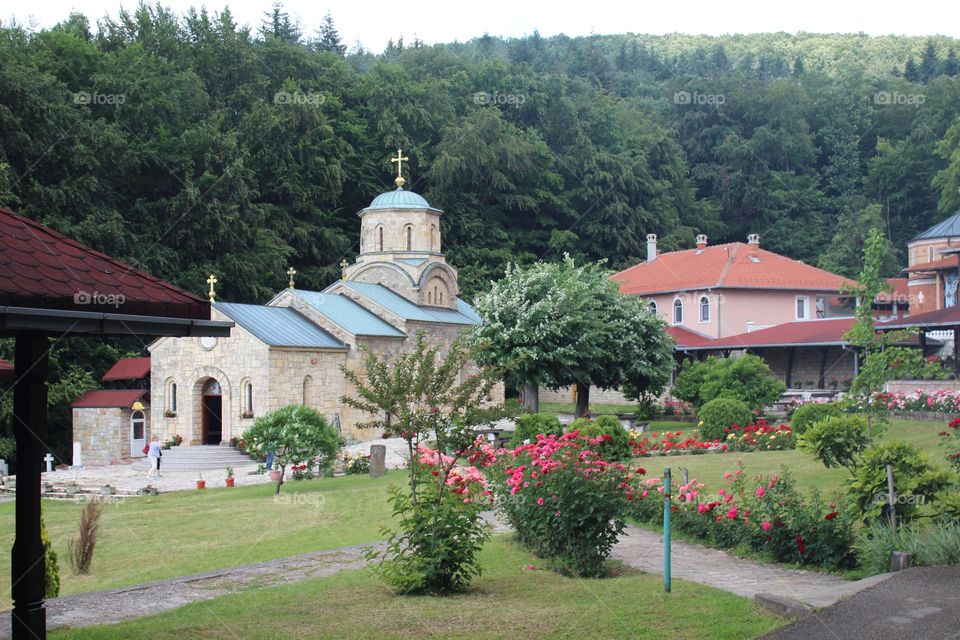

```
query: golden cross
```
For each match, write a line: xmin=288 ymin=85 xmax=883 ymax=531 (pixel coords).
xmin=339 ymin=259 xmax=349 ymax=280
xmin=286 ymin=266 xmax=297 ymax=289
xmin=206 ymin=274 xmax=218 ymax=302
xmin=390 ymin=148 xmax=409 ymax=188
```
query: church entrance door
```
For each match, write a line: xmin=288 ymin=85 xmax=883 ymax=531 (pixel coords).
xmin=201 ymin=379 xmax=223 ymax=445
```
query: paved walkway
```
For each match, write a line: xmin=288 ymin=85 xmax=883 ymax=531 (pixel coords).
xmin=611 ymin=524 xmax=890 ymax=608
xmin=0 ymin=541 xmax=384 ymax=639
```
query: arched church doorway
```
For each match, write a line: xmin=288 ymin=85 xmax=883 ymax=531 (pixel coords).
xmin=201 ymin=378 xmax=223 ymax=445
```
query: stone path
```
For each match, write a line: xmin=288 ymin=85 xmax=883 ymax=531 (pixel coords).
xmin=611 ymin=524 xmax=890 ymax=608
xmin=34 ymin=459 xmax=271 ymax=494
xmin=0 ymin=541 xmax=384 ymax=639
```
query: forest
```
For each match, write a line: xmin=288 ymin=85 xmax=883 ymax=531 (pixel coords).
xmin=2 ymin=3 xmax=960 ymax=457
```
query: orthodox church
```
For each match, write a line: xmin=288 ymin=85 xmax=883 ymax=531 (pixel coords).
xmin=72 ymin=153 xmax=497 ymax=463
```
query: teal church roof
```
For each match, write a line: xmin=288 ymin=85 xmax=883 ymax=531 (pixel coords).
xmin=292 ymin=290 xmax=406 ymax=338
xmin=335 ymin=281 xmax=480 ymax=326
xmin=359 ymin=188 xmax=443 ymax=215
xmin=215 ymin=303 xmax=346 ymax=349
xmin=912 ymin=211 xmax=960 ymax=241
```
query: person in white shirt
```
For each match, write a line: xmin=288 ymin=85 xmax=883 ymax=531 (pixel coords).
xmin=146 ymin=434 xmax=163 ymax=479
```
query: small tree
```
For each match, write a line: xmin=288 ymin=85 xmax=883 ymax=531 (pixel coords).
xmin=244 ymin=405 xmax=342 ymax=494
xmin=673 ymin=355 xmax=785 ymax=410
xmin=340 ymin=334 xmax=505 ymax=593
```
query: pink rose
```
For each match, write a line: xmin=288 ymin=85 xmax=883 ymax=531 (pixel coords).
xmin=761 ymin=521 xmax=772 ymax=532
xmin=756 ymin=486 xmax=765 ymax=498
xmin=726 ymin=507 xmax=738 ymax=520
xmin=537 ymin=497 xmax=544 ymax=506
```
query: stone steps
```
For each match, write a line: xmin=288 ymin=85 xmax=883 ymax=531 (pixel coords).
xmin=154 ymin=445 xmax=256 ymax=471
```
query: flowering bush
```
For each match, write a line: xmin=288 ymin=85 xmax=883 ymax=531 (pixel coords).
xmin=630 ymin=430 xmax=726 ymax=456
xmin=290 ymin=463 xmax=314 ymax=480
xmin=490 ymin=431 xmax=638 ymax=576
xmin=723 ymin=420 xmax=796 ymax=452
xmin=942 ymin=418 xmax=960 ymax=472
xmin=569 ymin=415 xmax=633 ymax=461
xmin=627 ymin=420 xmax=793 ymax=457
xmin=510 ymin=412 xmax=564 ymax=448
xmin=865 ymin=389 xmax=960 ymax=414
xmin=343 ymin=453 xmax=370 ymax=475
xmin=372 ymin=441 xmax=495 ymax=593
xmin=631 ymin=464 xmax=857 ymax=569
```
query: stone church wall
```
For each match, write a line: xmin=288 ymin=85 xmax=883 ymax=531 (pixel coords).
xmin=72 ymin=407 xmax=135 ymax=466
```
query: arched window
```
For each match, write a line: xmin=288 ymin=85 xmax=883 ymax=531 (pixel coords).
xmin=405 ymin=225 xmax=413 ymax=251
xmin=302 ymin=376 xmax=313 ymax=405
xmin=131 ymin=410 xmax=146 ymax=442
xmin=376 ymin=225 xmax=384 ymax=252
xmin=428 ymin=290 xmax=433 ymax=304
xmin=439 ymin=290 xmax=443 ymax=305
xmin=241 ymin=379 xmax=253 ymax=416
xmin=165 ymin=379 xmax=178 ymax=414
xmin=673 ymin=298 xmax=684 ymax=324
xmin=699 ymin=295 xmax=710 ymax=323
xmin=430 ymin=224 xmax=437 ymax=252
xmin=928 ymin=245 xmax=934 ymax=262
xmin=649 ymin=300 xmax=658 ymax=314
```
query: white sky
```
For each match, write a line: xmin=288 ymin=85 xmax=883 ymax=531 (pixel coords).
xmin=6 ymin=0 xmax=959 ymax=51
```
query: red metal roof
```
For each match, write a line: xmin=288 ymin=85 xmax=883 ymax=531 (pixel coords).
xmin=101 ymin=357 xmax=151 ymax=382
xmin=612 ymin=242 xmax=855 ymax=295
xmin=0 ymin=206 xmax=210 ymax=319
xmin=703 ymin=318 xmax=856 ymax=349
xmin=70 ymin=389 xmax=147 ymax=409
xmin=879 ymin=306 xmax=960 ymax=330
xmin=903 ymin=255 xmax=959 ymax=273
xmin=0 ymin=358 xmax=13 ymax=382
xmin=666 ymin=325 xmax=717 ymax=348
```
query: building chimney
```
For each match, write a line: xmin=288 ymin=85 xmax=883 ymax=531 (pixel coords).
xmin=696 ymin=234 xmax=708 ymax=250
xmin=747 ymin=233 xmax=760 ymax=247
xmin=646 ymin=234 xmax=658 ymax=262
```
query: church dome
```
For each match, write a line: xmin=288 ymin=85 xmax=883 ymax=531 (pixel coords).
xmin=364 ymin=188 xmax=441 ymax=212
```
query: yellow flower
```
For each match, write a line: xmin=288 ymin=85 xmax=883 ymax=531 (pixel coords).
xmin=698 ymin=420 xmax=705 ymax=427
xmin=770 ymin=434 xmax=776 ymax=440
xmin=727 ymin=434 xmax=735 ymax=440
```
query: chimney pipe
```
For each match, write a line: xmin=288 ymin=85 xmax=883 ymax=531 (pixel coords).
xmin=696 ymin=234 xmax=708 ymax=250
xmin=646 ymin=234 xmax=658 ymax=262
xmin=747 ymin=233 xmax=760 ymax=247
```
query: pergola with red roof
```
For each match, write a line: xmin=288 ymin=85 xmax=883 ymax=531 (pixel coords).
xmin=0 ymin=205 xmax=232 ymax=639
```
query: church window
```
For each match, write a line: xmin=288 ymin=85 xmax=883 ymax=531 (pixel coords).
xmin=428 ymin=291 xmax=433 ymax=304
xmin=405 ymin=225 xmax=412 ymax=251
xmin=165 ymin=379 xmax=177 ymax=414
xmin=302 ymin=376 xmax=313 ymax=405
xmin=699 ymin=296 xmax=710 ymax=323
xmin=376 ymin=225 xmax=384 ymax=252
xmin=928 ymin=245 xmax=934 ymax=262
xmin=649 ymin=300 xmax=657 ymax=314
xmin=240 ymin=379 xmax=253 ymax=417
xmin=430 ymin=224 xmax=437 ymax=252
xmin=673 ymin=298 xmax=684 ymax=324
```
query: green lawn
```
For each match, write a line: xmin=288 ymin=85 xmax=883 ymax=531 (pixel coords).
xmin=50 ymin=536 xmax=783 ymax=640
xmin=645 ymin=419 xmax=949 ymax=495
xmin=0 ymin=473 xmax=405 ymax=609
xmin=541 ymin=401 xmax=638 ymax=415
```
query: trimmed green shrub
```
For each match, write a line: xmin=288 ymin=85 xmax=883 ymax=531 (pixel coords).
xmin=570 ymin=415 xmax=632 ymax=461
xmin=790 ymin=403 xmax=840 ymax=436
xmin=673 ymin=355 xmax=785 ymax=410
xmin=848 ymin=442 xmax=951 ymax=523
xmin=798 ymin=415 xmax=872 ymax=471
xmin=42 ymin=512 xmax=59 ymax=598
xmin=698 ymin=397 xmax=752 ymax=441
xmin=510 ymin=412 xmax=564 ymax=448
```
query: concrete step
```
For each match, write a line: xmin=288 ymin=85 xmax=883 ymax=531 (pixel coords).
xmin=153 ymin=446 xmax=257 ymax=470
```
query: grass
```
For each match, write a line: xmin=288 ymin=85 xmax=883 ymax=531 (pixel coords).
xmin=49 ymin=536 xmax=783 ymax=640
xmin=0 ymin=473 xmax=405 ymax=609
xmin=641 ymin=418 xmax=950 ymax=496
xmin=540 ymin=401 xmax=638 ymax=415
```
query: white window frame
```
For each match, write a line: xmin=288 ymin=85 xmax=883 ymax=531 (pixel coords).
xmin=795 ymin=295 xmax=809 ymax=320
xmin=815 ymin=295 xmax=826 ymax=319
xmin=698 ymin=295 xmax=710 ymax=323
xmin=649 ymin=300 xmax=658 ymax=315
xmin=672 ymin=298 xmax=684 ymax=325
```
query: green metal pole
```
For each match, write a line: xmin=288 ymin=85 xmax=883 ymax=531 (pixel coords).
xmin=664 ymin=466 xmax=671 ymax=593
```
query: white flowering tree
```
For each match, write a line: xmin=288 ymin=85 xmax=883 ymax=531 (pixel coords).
xmin=470 ymin=256 xmax=674 ymax=416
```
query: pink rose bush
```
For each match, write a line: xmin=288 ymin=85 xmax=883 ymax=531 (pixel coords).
xmin=864 ymin=389 xmax=960 ymax=414
xmin=489 ymin=430 xmax=642 ymax=577
xmin=627 ymin=420 xmax=795 ymax=457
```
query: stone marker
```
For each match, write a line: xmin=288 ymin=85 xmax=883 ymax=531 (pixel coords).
xmin=44 ymin=452 xmax=55 ymax=473
xmin=71 ymin=442 xmax=83 ymax=469
xmin=0 ymin=458 xmax=7 ymax=478
xmin=369 ymin=444 xmax=386 ymax=478
xmin=891 ymin=551 xmax=913 ymax=572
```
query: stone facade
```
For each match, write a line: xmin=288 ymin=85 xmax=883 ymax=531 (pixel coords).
xmin=72 ymin=407 xmax=144 ymax=466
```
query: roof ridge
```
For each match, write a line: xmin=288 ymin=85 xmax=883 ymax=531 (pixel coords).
xmin=715 ymin=242 xmax=740 ymax=287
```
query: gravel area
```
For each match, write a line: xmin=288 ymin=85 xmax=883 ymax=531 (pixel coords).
xmin=36 ymin=459 xmax=271 ymax=494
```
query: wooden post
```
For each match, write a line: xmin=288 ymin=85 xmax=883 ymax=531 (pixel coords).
xmin=818 ymin=347 xmax=828 ymax=389
xmin=12 ymin=333 xmax=49 ymax=640
xmin=785 ymin=347 xmax=796 ymax=389
xmin=886 ymin=463 xmax=897 ymax=532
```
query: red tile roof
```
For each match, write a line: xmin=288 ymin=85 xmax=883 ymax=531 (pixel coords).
xmin=612 ymin=242 xmax=855 ymax=295
xmin=903 ymin=255 xmax=959 ymax=273
xmin=101 ymin=357 xmax=151 ymax=382
xmin=666 ymin=325 xmax=716 ymax=348
xmin=70 ymin=389 xmax=147 ymax=409
xmin=0 ymin=206 xmax=210 ymax=319
xmin=876 ymin=278 xmax=910 ymax=304
xmin=701 ymin=318 xmax=856 ymax=349
xmin=0 ymin=358 xmax=13 ymax=382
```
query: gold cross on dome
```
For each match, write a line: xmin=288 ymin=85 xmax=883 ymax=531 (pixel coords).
xmin=390 ymin=148 xmax=409 ymax=188
xmin=286 ymin=266 xmax=297 ymax=289
xmin=206 ymin=274 xmax=218 ymax=302
xmin=339 ymin=259 xmax=349 ymax=280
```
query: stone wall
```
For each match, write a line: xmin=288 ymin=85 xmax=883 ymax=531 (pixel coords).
xmin=885 ymin=379 xmax=960 ymax=394
xmin=538 ymin=386 xmax=632 ymax=406
xmin=72 ymin=407 xmax=140 ymax=466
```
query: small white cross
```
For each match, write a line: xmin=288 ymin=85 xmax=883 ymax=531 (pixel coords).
xmin=43 ymin=453 xmax=55 ymax=473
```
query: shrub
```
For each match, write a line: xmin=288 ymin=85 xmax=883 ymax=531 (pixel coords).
xmin=798 ymin=415 xmax=873 ymax=471
xmin=41 ymin=512 xmax=59 ymax=598
xmin=492 ymin=432 xmax=636 ymax=576
xmin=510 ymin=412 xmax=563 ymax=447
xmin=0 ymin=436 xmax=15 ymax=464
xmin=790 ymin=403 xmax=840 ymax=436
xmin=570 ymin=415 xmax=632 ymax=461
xmin=855 ymin=522 xmax=960 ymax=575
xmin=698 ymin=397 xmax=752 ymax=441
xmin=343 ymin=453 xmax=370 ymax=475
xmin=848 ymin=442 xmax=951 ymax=523
xmin=673 ymin=355 xmax=785 ymax=410
xmin=244 ymin=405 xmax=342 ymax=494
xmin=67 ymin=499 xmax=103 ymax=575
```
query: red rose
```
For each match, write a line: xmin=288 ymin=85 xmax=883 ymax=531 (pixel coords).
xmin=825 ymin=512 xmax=838 ymax=520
